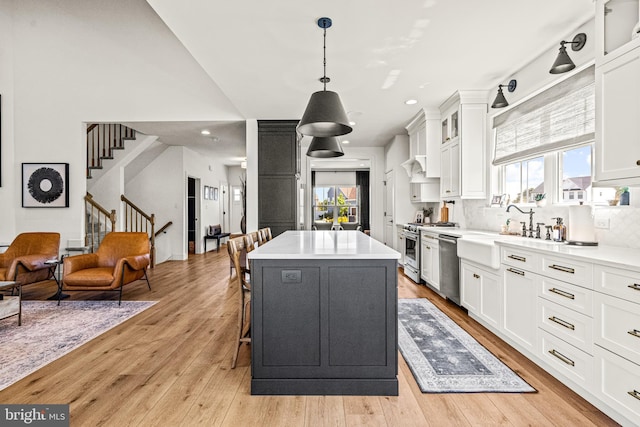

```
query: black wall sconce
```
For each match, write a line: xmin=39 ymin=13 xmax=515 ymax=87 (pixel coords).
xmin=549 ymin=33 xmax=587 ymax=74
xmin=491 ymin=79 xmax=517 ymax=109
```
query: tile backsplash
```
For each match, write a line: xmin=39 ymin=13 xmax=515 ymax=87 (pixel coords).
xmin=459 ymin=200 xmax=640 ymax=249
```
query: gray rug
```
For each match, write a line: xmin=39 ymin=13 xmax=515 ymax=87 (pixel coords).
xmin=0 ymin=300 xmax=156 ymax=391
xmin=398 ymin=298 xmax=535 ymax=393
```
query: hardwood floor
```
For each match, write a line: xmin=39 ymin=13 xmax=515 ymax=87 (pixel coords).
xmin=0 ymin=248 xmax=617 ymax=426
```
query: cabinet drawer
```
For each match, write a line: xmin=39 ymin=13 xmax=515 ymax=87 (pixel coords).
xmin=595 ymin=345 xmax=640 ymax=424
xmin=539 ymin=329 xmax=594 ymax=389
xmin=538 ymin=276 xmax=593 ymax=317
xmin=502 ymin=247 xmax=538 ymax=272
xmin=538 ymin=297 xmax=593 ymax=355
xmin=594 ymin=265 xmax=640 ymax=305
xmin=540 ymin=254 xmax=592 ymax=288
xmin=594 ymin=292 xmax=640 ymax=364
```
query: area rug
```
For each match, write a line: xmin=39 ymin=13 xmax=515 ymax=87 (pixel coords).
xmin=398 ymin=298 xmax=535 ymax=393
xmin=0 ymin=300 xmax=156 ymax=391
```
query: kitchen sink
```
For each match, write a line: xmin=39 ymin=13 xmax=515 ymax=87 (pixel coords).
xmin=457 ymin=235 xmax=500 ymax=269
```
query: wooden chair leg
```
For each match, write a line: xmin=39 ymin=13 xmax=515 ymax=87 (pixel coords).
xmin=231 ymin=300 xmax=244 ymax=369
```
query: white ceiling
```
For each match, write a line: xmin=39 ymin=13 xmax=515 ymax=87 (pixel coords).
xmin=141 ymin=0 xmax=595 ymax=164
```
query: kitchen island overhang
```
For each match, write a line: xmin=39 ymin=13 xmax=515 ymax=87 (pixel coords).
xmin=248 ymin=230 xmax=401 ymax=396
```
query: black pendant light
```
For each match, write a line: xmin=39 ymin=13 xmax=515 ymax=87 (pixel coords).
xmin=299 ymin=17 xmax=352 ymax=142
xmin=306 ymin=136 xmax=345 ymax=158
xmin=491 ymin=79 xmax=517 ymax=109
xmin=549 ymin=33 xmax=587 ymax=74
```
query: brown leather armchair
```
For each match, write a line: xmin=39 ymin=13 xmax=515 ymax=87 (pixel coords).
xmin=0 ymin=232 xmax=60 ymax=286
xmin=61 ymin=232 xmax=151 ymax=305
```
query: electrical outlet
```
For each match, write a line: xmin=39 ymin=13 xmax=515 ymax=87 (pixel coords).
xmin=594 ymin=217 xmax=610 ymax=229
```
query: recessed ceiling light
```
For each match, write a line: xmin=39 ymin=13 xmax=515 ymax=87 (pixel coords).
xmin=201 ymin=130 xmax=210 ymax=135
xmin=349 ymin=121 xmax=356 ymax=126
xmin=405 ymin=99 xmax=418 ymax=105
xmin=342 ymin=140 xmax=350 ymax=144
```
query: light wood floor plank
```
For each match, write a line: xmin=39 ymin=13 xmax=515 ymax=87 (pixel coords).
xmin=0 ymin=249 xmax=618 ymax=426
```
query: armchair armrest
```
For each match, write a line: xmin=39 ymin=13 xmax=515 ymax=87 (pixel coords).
xmin=14 ymin=254 xmax=54 ymax=272
xmin=63 ymin=253 xmax=99 ymax=275
xmin=122 ymin=254 xmax=150 ymax=272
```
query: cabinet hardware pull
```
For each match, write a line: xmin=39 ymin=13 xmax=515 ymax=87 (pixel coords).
xmin=507 ymin=254 xmax=526 ymax=262
xmin=473 ymin=273 xmax=480 ymax=279
xmin=548 ymin=264 xmax=575 ymax=274
xmin=446 ymin=190 xmax=451 ymax=193
xmin=637 ymin=160 xmax=640 ymax=166
xmin=628 ymin=283 xmax=640 ymax=291
xmin=549 ymin=349 xmax=575 ymax=367
xmin=506 ymin=268 xmax=525 ymax=276
xmin=549 ymin=288 xmax=575 ymax=300
xmin=628 ymin=329 xmax=640 ymax=338
xmin=628 ymin=390 xmax=640 ymax=401
xmin=549 ymin=316 xmax=576 ymax=330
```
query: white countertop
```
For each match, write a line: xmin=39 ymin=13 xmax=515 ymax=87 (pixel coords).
xmin=247 ymin=230 xmax=401 ymax=260
xmin=418 ymin=225 xmax=640 ymax=272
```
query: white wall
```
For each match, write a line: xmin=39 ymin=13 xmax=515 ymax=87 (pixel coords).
xmin=0 ymin=1 xmax=16 ymax=242
xmin=227 ymin=165 xmax=246 ymax=234
xmin=3 ymin=0 xmax=242 ymax=247
xmin=384 ymin=135 xmax=415 ymax=226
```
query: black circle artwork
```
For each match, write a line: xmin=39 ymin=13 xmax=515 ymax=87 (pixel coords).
xmin=27 ymin=167 xmax=64 ymax=204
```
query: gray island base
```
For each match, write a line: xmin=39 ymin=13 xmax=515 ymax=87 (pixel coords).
xmin=248 ymin=231 xmax=400 ymax=396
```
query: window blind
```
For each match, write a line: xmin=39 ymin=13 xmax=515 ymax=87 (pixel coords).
xmin=492 ymin=66 xmax=595 ymax=166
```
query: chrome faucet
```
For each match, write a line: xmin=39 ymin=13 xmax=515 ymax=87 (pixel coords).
xmin=506 ymin=205 xmax=536 ymax=238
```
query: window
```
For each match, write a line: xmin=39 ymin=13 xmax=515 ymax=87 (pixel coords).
xmin=493 ymin=66 xmax=613 ymax=206
xmin=503 ymin=156 xmax=544 ymax=204
xmin=313 ymin=185 xmax=359 ymax=224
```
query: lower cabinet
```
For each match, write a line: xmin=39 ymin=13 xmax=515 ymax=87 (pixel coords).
xmin=460 ymin=260 xmax=500 ymax=329
xmin=420 ymin=232 xmax=439 ymax=290
xmin=594 ymin=345 xmax=640 ymax=423
xmin=502 ymin=264 xmax=537 ymax=354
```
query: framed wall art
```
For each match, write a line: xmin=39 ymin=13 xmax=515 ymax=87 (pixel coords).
xmin=22 ymin=163 xmax=69 ymax=208
xmin=212 ymin=187 xmax=218 ymax=201
xmin=204 ymin=185 xmax=211 ymax=200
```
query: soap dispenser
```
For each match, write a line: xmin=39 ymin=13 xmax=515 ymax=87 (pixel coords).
xmin=551 ymin=217 xmax=566 ymax=242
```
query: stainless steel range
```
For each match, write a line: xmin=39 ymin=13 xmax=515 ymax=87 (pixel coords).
xmin=402 ymin=224 xmax=421 ymax=282
xmin=402 ymin=222 xmax=457 ymax=284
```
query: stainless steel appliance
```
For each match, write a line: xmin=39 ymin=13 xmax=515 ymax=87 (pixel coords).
xmin=402 ymin=224 xmax=420 ymax=283
xmin=438 ymin=234 xmax=460 ymax=305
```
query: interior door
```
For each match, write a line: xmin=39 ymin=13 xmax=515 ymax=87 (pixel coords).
xmin=220 ymin=183 xmax=229 ymax=232
xmin=384 ymin=171 xmax=394 ymax=246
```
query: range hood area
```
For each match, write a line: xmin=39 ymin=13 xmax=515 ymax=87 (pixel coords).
xmin=401 ymin=155 xmax=439 ymax=183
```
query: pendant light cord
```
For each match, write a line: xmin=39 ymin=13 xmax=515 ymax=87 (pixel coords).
xmin=323 ymin=25 xmax=327 ymax=91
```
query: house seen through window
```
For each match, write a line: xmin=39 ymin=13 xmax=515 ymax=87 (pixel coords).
xmin=313 ymin=185 xmax=359 ymax=224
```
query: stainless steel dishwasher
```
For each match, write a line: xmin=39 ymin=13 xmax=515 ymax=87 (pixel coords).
xmin=438 ymin=234 xmax=460 ymax=305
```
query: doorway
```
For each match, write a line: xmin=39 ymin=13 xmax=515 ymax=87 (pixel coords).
xmin=230 ymin=185 xmax=243 ymax=233
xmin=187 ymin=177 xmax=200 ymax=254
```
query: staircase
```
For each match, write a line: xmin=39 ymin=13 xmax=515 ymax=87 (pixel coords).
xmin=86 ymin=124 xmax=136 ymax=179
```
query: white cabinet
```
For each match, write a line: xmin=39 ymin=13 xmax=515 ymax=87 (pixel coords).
xmin=410 ymin=182 xmax=440 ymax=202
xmin=595 ymin=45 xmax=640 ymax=184
xmin=439 ymin=91 xmax=488 ymax=199
xmin=461 ymin=260 xmax=501 ymax=329
xmin=405 ymin=109 xmax=441 ymax=178
xmin=420 ymin=231 xmax=439 ymax=290
xmin=397 ymin=227 xmax=405 ymax=265
xmin=439 ymin=140 xmax=460 ymax=197
xmin=595 ymin=0 xmax=640 ymax=66
xmin=502 ymin=264 xmax=538 ymax=353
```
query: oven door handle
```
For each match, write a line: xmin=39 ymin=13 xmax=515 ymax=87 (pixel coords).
xmin=437 ymin=236 xmax=458 ymax=245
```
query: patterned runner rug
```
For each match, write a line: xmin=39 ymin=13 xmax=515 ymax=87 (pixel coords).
xmin=0 ymin=300 xmax=156 ymax=391
xmin=398 ymin=298 xmax=535 ymax=393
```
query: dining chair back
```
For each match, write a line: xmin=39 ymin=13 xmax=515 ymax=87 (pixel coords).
xmin=227 ymin=236 xmax=251 ymax=368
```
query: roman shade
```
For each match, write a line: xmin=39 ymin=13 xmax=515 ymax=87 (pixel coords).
xmin=492 ymin=65 xmax=595 ymax=166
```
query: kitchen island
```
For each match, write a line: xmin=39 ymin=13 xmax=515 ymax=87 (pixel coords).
xmin=247 ymin=230 xmax=400 ymax=395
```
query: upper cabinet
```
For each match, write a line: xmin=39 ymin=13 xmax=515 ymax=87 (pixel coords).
xmin=439 ymin=91 xmax=489 ymax=199
xmin=595 ymin=0 xmax=640 ymax=66
xmin=595 ymin=0 xmax=640 ymax=184
xmin=404 ymin=108 xmax=441 ymax=179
